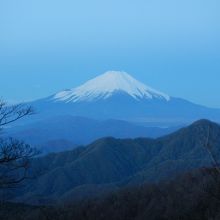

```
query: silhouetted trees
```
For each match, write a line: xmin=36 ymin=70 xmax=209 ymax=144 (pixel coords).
xmin=0 ymin=100 xmax=33 ymax=127
xmin=2 ymin=168 xmax=220 ymax=220
xmin=0 ymin=100 xmax=37 ymax=189
xmin=201 ymin=125 xmax=220 ymax=203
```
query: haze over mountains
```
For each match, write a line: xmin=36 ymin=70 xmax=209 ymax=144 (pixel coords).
xmin=6 ymin=119 xmax=220 ymax=205
xmin=2 ymin=0 xmax=220 ymax=218
xmin=6 ymin=71 xmax=220 ymax=153
xmin=2 ymin=73 xmax=220 ymax=218
xmin=6 ymin=116 xmax=178 ymax=153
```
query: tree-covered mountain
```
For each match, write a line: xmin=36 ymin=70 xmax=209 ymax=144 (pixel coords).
xmin=6 ymin=119 xmax=220 ymax=205
xmin=2 ymin=168 xmax=220 ymax=220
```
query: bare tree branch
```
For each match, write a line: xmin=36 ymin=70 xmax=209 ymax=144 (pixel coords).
xmin=0 ymin=100 xmax=37 ymax=189
xmin=0 ymin=138 xmax=39 ymax=189
xmin=0 ymin=100 xmax=34 ymax=128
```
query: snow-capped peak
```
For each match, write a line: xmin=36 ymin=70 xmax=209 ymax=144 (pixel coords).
xmin=53 ymin=71 xmax=170 ymax=103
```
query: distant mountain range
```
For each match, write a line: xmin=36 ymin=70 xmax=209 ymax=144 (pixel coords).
xmin=7 ymin=119 xmax=220 ymax=205
xmin=6 ymin=116 xmax=178 ymax=153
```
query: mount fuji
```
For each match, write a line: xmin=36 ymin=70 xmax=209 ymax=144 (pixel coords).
xmin=29 ymin=71 xmax=220 ymax=126
xmin=53 ymin=71 xmax=170 ymax=103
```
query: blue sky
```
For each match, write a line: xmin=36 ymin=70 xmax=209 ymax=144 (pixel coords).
xmin=0 ymin=0 xmax=220 ymax=107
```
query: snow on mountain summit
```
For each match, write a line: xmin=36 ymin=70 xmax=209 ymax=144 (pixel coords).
xmin=53 ymin=71 xmax=170 ymax=103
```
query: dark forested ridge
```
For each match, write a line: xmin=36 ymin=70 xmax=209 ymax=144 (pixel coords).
xmin=1 ymin=168 xmax=220 ymax=220
xmin=3 ymin=119 xmax=220 ymax=205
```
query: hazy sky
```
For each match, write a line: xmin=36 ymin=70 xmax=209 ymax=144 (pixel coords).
xmin=0 ymin=0 xmax=220 ymax=107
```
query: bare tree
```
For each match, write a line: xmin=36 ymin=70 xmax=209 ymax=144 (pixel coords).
xmin=0 ymin=100 xmax=37 ymax=189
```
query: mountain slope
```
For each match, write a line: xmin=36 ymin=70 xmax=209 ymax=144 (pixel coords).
xmin=3 ymin=168 xmax=220 ymax=220
xmin=9 ymin=119 xmax=220 ymax=204
xmin=24 ymin=71 xmax=220 ymax=127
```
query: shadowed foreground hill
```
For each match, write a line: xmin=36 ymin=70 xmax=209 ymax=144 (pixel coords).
xmin=2 ymin=168 xmax=220 ymax=220
xmin=6 ymin=119 xmax=220 ymax=204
